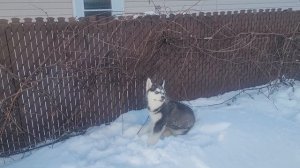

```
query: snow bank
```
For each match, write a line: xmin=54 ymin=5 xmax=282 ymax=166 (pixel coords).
xmin=1 ymin=80 xmax=300 ymax=168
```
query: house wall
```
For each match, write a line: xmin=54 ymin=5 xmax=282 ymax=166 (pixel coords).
xmin=0 ymin=0 xmax=73 ymax=20
xmin=124 ymin=0 xmax=300 ymax=14
xmin=0 ymin=0 xmax=299 ymax=20
xmin=124 ymin=0 xmax=201 ymax=14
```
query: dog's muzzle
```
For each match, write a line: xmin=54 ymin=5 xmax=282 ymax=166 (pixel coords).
xmin=153 ymin=96 xmax=165 ymax=102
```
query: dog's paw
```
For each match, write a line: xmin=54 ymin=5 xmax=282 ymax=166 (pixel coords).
xmin=138 ymin=124 xmax=151 ymax=137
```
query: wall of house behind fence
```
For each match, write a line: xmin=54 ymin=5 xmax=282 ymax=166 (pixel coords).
xmin=0 ymin=9 xmax=299 ymax=156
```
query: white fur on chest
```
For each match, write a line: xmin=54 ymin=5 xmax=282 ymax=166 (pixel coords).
xmin=147 ymin=100 xmax=163 ymax=112
xmin=147 ymin=99 xmax=163 ymax=122
xmin=149 ymin=111 xmax=162 ymax=123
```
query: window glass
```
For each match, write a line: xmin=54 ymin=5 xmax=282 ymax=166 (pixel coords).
xmin=84 ymin=11 xmax=112 ymax=17
xmin=84 ymin=0 xmax=111 ymax=10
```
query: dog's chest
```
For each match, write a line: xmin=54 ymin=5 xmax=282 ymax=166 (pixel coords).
xmin=147 ymin=100 xmax=163 ymax=112
xmin=149 ymin=111 xmax=162 ymax=123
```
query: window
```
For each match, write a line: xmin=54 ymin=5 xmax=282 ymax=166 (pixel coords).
xmin=84 ymin=0 xmax=111 ymax=16
xmin=73 ymin=0 xmax=124 ymax=17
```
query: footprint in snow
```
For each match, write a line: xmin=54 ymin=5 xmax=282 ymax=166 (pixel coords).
xmin=188 ymin=122 xmax=231 ymax=147
xmin=199 ymin=122 xmax=231 ymax=134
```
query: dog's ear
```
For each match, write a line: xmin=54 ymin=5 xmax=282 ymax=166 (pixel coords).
xmin=162 ymin=80 xmax=165 ymax=88
xmin=146 ymin=78 xmax=152 ymax=91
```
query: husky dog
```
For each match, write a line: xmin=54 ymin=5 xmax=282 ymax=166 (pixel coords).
xmin=141 ymin=78 xmax=195 ymax=145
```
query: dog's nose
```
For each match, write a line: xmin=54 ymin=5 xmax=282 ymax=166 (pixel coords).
xmin=161 ymin=96 xmax=165 ymax=99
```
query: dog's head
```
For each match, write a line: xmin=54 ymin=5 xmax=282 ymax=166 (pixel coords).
xmin=146 ymin=78 xmax=166 ymax=104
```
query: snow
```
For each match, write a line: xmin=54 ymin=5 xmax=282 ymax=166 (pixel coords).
xmin=1 ymin=80 xmax=300 ymax=168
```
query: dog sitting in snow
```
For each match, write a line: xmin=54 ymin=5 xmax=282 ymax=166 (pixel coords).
xmin=140 ymin=78 xmax=195 ymax=145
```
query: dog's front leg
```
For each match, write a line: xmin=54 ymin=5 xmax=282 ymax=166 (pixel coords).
xmin=138 ymin=122 xmax=151 ymax=136
xmin=147 ymin=119 xmax=166 ymax=145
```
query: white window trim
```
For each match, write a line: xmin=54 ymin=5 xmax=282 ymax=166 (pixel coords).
xmin=73 ymin=0 xmax=124 ymax=18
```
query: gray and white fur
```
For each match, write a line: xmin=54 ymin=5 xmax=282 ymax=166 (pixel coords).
xmin=140 ymin=78 xmax=195 ymax=145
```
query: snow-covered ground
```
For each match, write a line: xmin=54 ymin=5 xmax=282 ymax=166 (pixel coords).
xmin=1 ymin=80 xmax=300 ymax=168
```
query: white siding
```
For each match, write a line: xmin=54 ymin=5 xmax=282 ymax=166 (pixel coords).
xmin=1 ymin=0 xmax=299 ymax=20
xmin=0 ymin=0 xmax=73 ymax=20
xmin=124 ymin=0 xmax=300 ymax=14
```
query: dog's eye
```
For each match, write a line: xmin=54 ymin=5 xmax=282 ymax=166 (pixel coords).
xmin=154 ymin=91 xmax=159 ymax=94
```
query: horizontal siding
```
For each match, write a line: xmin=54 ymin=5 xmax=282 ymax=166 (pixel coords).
xmin=0 ymin=9 xmax=72 ymax=17
xmin=0 ymin=0 xmax=70 ymax=3
xmin=1 ymin=0 xmax=300 ymax=20
xmin=0 ymin=0 xmax=73 ymax=20
xmin=124 ymin=0 xmax=204 ymax=14
xmin=0 ymin=3 xmax=72 ymax=10
xmin=124 ymin=0 xmax=300 ymax=14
